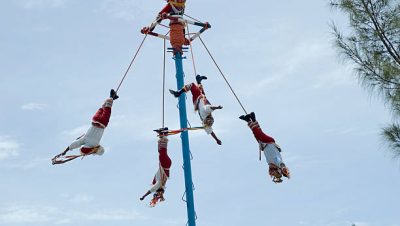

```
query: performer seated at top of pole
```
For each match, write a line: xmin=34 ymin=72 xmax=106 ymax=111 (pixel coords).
xmin=239 ymin=112 xmax=290 ymax=183
xmin=141 ymin=0 xmax=189 ymax=55
xmin=51 ymin=89 xmax=119 ymax=165
xmin=160 ymin=0 xmax=186 ymax=17
xmin=169 ymin=75 xmax=223 ymax=145
xmin=141 ymin=0 xmax=186 ymax=33
xmin=140 ymin=128 xmax=172 ymax=207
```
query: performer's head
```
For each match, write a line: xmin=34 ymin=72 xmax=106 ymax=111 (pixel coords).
xmin=154 ymin=188 xmax=165 ymax=202
xmin=156 ymin=188 xmax=165 ymax=198
xmin=203 ymin=115 xmax=214 ymax=128
xmin=281 ymin=165 xmax=290 ymax=179
xmin=149 ymin=187 xmax=166 ymax=207
xmin=93 ymin=145 xmax=104 ymax=155
xmin=95 ymin=145 xmax=105 ymax=155
xmin=268 ymin=163 xmax=290 ymax=183
xmin=268 ymin=164 xmax=283 ymax=183
xmin=80 ymin=146 xmax=105 ymax=156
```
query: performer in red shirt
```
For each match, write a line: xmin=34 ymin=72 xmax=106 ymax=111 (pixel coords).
xmin=141 ymin=1 xmax=189 ymax=54
xmin=140 ymin=129 xmax=172 ymax=207
xmin=169 ymin=75 xmax=223 ymax=145
xmin=159 ymin=0 xmax=186 ymax=16
xmin=141 ymin=0 xmax=186 ymax=34
xmin=51 ymin=89 xmax=119 ymax=165
xmin=239 ymin=112 xmax=290 ymax=183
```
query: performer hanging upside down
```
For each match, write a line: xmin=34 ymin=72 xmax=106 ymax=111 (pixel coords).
xmin=140 ymin=128 xmax=172 ymax=207
xmin=169 ymin=75 xmax=223 ymax=145
xmin=239 ymin=112 xmax=290 ymax=183
xmin=51 ymin=89 xmax=119 ymax=165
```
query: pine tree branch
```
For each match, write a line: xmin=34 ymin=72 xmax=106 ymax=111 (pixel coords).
xmin=337 ymin=32 xmax=400 ymax=86
xmin=362 ymin=0 xmax=400 ymax=64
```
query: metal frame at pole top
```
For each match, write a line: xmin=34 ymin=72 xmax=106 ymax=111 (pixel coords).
xmin=173 ymin=52 xmax=196 ymax=226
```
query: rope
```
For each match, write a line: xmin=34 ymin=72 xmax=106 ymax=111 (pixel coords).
xmin=183 ymin=13 xmax=201 ymax=23
xmin=186 ymin=24 xmax=197 ymax=77
xmin=181 ymin=190 xmax=187 ymax=202
xmin=198 ymin=36 xmax=248 ymax=114
xmin=115 ymin=34 xmax=148 ymax=93
xmin=161 ymin=30 xmax=170 ymax=128
xmin=162 ymin=37 xmax=167 ymax=128
xmin=159 ymin=23 xmax=170 ymax=29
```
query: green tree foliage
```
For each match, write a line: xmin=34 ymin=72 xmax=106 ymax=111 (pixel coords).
xmin=330 ymin=0 xmax=400 ymax=157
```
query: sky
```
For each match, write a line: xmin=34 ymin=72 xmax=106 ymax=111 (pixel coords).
xmin=1 ymin=0 xmax=399 ymax=226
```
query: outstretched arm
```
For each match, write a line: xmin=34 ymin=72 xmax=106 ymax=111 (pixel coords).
xmin=61 ymin=147 xmax=70 ymax=155
xmin=140 ymin=190 xmax=151 ymax=201
xmin=141 ymin=176 xmax=165 ymax=201
xmin=211 ymin=132 xmax=222 ymax=145
xmin=52 ymin=146 xmax=70 ymax=160
xmin=210 ymin=105 xmax=223 ymax=110
xmin=68 ymin=136 xmax=85 ymax=151
xmin=51 ymin=147 xmax=70 ymax=164
xmin=149 ymin=179 xmax=163 ymax=193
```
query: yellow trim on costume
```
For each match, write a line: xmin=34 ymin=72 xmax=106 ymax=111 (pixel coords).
xmin=168 ymin=0 xmax=185 ymax=7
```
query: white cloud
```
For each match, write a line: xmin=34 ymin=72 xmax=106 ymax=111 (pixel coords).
xmin=312 ymin=64 xmax=354 ymax=89
xmin=2 ymin=157 xmax=48 ymax=170
xmin=339 ymin=127 xmax=358 ymax=135
xmin=246 ymin=38 xmax=339 ymax=96
xmin=18 ymin=0 xmax=67 ymax=10
xmin=161 ymin=217 xmax=186 ymax=226
xmin=0 ymin=204 xmax=140 ymax=224
xmin=351 ymin=222 xmax=371 ymax=226
xmin=98 ymin=0 xmax=148 ymax=21
xmin=70 ymin=194 xmax=94 ymax=204
xmin=109 ymin=114 xmax=160 ymax=141
xmin=334 ymin=207 xmax=353 ymax=216
xmin=62 ymin=125 xmax=88 ymax=138
xmin=59 ymin=193 xmax=94 ymax=204
xmin=21 ymin=102 xmax=47 ymax=111
xmin=0 ymin=137 xmax=20 ymax=161
xmin=55 ymin=218 xmax=72 ymax=224
xmin=79 ymin=210 xmax=139 ymax=221
xmin=0 ymin=205 xmax=54 ymax=224
xmin=324 ymin=127 xmax=378 ymax=137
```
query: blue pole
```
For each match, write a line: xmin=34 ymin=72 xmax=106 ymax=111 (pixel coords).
xmin=173 ymin=52 xmax=196 ymax=226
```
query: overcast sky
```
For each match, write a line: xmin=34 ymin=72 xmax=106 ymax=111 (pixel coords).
xmin=1 ymin=1 xmax=399 ymax=226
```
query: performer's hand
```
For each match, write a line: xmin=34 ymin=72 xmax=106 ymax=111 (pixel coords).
xmin=184 ymin=38 xmax=190 ymax=45
xmin=141 ymin=27 xmax=150 ymax=34
xmin=160 ymin=12 xmax=168 ymax=19
xmin=211 ymin=105 xmax=223 ymax=110
xmin=61 ymin=148 xmax=69 ymax=156
xmin=140 ymin=191 xmax=150 ymax=201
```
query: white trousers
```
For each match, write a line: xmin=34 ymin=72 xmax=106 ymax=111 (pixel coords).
xmin=263 ymin=143 xmax=283 ymax=167
xmin=69 ymin=125 xmax=105 ymax=149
